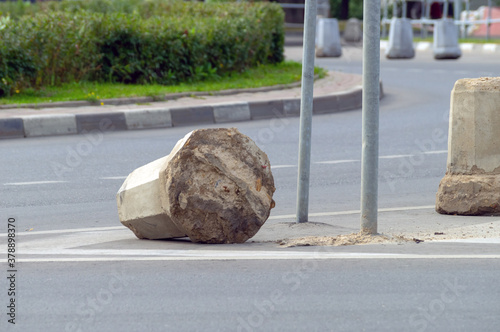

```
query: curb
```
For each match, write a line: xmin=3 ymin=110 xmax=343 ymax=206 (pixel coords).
xmin=379 ymin=40 xmax=500 ymax=53
xmin=0 ymin=79 xmax=311 ymax=111
xmin=0 ymin=83 xmax=382 ymax=140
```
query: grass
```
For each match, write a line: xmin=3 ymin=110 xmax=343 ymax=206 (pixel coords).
xmin=0 ymin=61 xmax=328 ymax=106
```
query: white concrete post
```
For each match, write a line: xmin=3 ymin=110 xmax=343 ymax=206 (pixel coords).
xmin=315 ymin=18 xmax=342 ymax=57
xmin=436 ymin=77 xmax=500 ymax=215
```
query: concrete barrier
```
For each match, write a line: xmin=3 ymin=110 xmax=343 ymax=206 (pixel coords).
xmin=385 ymin=18 xmax=415 ymax=59
xmin=116 ymin=155 xmax=187 ymax=240
xmin=436 ymin=77 xmax=500 ymax=215
xmin=344 ymin=18 xmax=362 ymax=43
xmin=316 ymin=18 xmax=342 ymax=57
xmin=433 ymin=19 xmax=462 ymax=60
xmin=117 ymin=128 xmax=276 ymax=243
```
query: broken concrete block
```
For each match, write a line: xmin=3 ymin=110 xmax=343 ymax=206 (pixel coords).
xmin=159 ymin=128 xmax=276 ymax=244
xmin=117 ymin=128 xmax=276 ymax=243
xmin=436 ymin=77 xmax=500 ymax=215
xmin=116 ymin=156 xmax=186 ymax=240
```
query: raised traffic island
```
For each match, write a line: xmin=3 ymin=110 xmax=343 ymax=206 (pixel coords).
xmin=436 ymin=77 xmax=500 ymax=215
xmin=117 ymin=128 xmax=276 ymax=243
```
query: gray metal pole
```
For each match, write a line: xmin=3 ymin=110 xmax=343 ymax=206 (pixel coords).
xmin=360 ymin=0 xmax=381 ymax=234
xmin=296 ymin=0 xmax=317 ymax=223
xmin=487 ymin=0 xmax=492 ymax=41
xmin=454 ymin=0 xmax=461 ymax=21
xmin=383 ymin=0 xmax=388 ymax=38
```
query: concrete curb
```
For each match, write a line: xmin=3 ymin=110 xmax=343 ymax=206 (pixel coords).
xmin=0 ymin=83 xmax=383 ymax=139
xmin=380 ymin=40 xmax=500 ymax=53
xmin=0 ymin=78 xmax=311 ymax=111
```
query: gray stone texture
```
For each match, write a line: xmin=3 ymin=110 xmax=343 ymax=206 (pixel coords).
xmin=159 ymin=128 xmax=276 ymax=244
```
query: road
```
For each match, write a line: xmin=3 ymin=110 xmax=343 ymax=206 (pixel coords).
xmin=1 ymin=48 xmax=500 ymax=331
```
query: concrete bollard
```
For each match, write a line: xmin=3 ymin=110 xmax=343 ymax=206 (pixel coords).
xmin=117 ymin=128 xmax=276 ymax=243
xmin=433 ymin=19 xmax=461 ymax=60
xmin=317 ymin=0 xmax=330 ymax=18
xmin=344 ymin=18 xmax=362 ymax=43
xmin=385 ymin=17 xmax=415 ymax=59
xmin=116 ymin=155 xmax=187 ymax=240
xmin=436 ymin=77 xmax=500 ymax=215
xmin=316 ymin=18 xmax=342 ymax=57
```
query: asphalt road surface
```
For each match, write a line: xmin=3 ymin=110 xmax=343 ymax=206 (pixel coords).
xmin=1 ymin=48 xmax=500 ymax=331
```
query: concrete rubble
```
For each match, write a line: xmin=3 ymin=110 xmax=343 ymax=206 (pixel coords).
xmin=117 ymin=128 xmax=276 ymax=243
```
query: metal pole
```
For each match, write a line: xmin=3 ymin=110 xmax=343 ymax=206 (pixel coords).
xmin=296 ymin=0 xmax=317 ymax=223
xmin=487 ymin=0 xmax=492 ymax=41
xmin=360 ymin=0 xmax=381 ymax=234
xmin=425 ymin=0 xmax=431 ymax=38
xmin=383 ymin=0 xmax=388 ymax=38
xmin=466 ymin=0 xmax=470 ymax=39
xmin=422 ymin=0 xmax=427 ymax=39
xmin=454 ymin=0 xmax=461 ymax=21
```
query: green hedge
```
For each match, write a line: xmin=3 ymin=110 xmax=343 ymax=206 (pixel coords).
xmin=0 ymin=0 xmax=284 ymax=97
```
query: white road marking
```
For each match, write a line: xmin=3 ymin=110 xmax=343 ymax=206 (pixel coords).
xmin=1 ymin=205 xmax=437 ymax=238
xmin=272 ymin=165 xmax=296 ymax=169
xmin=9 ymin=252 xmax=500 ymax=263
xmin=434 ymin=238 xmax=500 ymax=244
xmin=4 ymin=181 xmax=67 ymax=186
xmin=380 ymin=154 xmax=414 ymax=159
xmin=315 ymin=159 xmax=360 ymax=165
xmin=423 ymin=150 xmax=447 ymax=155
xmin=4 ymin=226 xmax=125 ymax=237
xmin=268 ymin=205 xmax=435 ymax=220
xmin=100 ymin=176 xmax=127 ymax=180
xmin=316 ymin=151 xmax=447 ymax=165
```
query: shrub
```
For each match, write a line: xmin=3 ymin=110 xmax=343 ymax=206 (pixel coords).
xmin=0 ymin=0 xmax=284 ymax=89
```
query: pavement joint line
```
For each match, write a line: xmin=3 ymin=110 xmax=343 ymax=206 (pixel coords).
xmin=0 ymin=205 xmax=437 ymax=237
